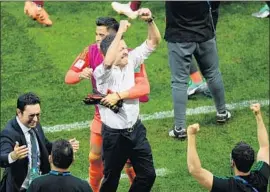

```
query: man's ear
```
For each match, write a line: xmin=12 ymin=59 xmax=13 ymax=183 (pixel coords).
xmin=230 ymin=159 xmax=234 ymax=168
xmin=16 ymin=109 xmax=21 ymax=116
xmin=48 ymin=155 xmax=52 ymax=164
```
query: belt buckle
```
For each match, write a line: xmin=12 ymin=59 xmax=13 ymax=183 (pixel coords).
xmin=127 ymin=127 xmax=134 ymax=133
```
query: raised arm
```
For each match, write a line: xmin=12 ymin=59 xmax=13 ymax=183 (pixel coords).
xmin=250 ymin=103 xmax=269 ymax=165
xmin=137 ymin=8 xmax=161 ymax=49
xmin=187 ymin=123 xmax=214 ymax=191
xmin=102 ymin=20 xmax=130 ymax=69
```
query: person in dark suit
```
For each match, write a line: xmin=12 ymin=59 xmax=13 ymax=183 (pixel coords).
xmin=27 ymin=139 xmax=92 ymax=192
xmin=0 ymin=92 xmax=79 ymax=192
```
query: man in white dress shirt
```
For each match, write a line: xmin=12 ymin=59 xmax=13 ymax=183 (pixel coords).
xmin=93 ymin=8 xmax=161 ymax=192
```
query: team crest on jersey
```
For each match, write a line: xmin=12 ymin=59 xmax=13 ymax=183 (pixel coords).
xmin=74 ymin=59 xmax=85 ymax=69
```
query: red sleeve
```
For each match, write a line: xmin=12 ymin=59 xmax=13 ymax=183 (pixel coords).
xmin=128 ymin=64 xmax=150 ymax=99
xmin=70 ymin=47 xmax=90 ymax=72
xmin=65 ymin=47 xmax=90 ymax=84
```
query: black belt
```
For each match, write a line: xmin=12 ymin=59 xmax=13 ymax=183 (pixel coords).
xmin=103 ymin=119 xmax=141 ymax=133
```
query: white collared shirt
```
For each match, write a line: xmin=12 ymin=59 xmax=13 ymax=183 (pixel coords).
xmin=93 ymin=41 xmax=154 ymax=129
xmin=8 ymin=117 xmax=40 ymax=189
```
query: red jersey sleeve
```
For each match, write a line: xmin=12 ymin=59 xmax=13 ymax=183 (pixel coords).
xmin=128 ymin=64 xmax=150 ymax=99
xmin=70 ymin=46 xmax=90 ymax=72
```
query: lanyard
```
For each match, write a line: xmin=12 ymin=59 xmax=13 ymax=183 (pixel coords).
xmin=234 ymin=176 xmax=258 ymax=192
xmin=49 ymin=170 xmax=72 ymax=176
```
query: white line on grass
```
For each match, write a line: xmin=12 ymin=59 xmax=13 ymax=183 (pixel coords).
xmin=43 ymin=99 xmax=269 ymax=133
xmin=120 ymin=168 xmax=169 ymax=179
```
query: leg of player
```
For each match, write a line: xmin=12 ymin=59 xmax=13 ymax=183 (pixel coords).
xmin=24 ymin=1 xmax=38 ymax=19
xmin=187 ymin=60 xmax=209 ymax=97
xmin=24 ymin=0 xmax=52 ymax=26
xmin=89 ymin=120 xmax=104 ymax=192
xmin=124 ymin=160 xmax=136 ymax=184
xmin=34 ymin=1 xmax=53 ymax=26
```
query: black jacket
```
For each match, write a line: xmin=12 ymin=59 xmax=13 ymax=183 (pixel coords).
xmin=0 ymin=117 xmax=52 ymax=192
xmin=164 ymin=1 xmax=215 ymax=43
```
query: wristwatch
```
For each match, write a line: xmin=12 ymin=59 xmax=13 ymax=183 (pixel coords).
xmin=146 ymin=16 xmax=155 ymax=23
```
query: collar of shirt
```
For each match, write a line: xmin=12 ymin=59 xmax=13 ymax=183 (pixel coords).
xmin=16 ymin=116 xmax=31 ymax=134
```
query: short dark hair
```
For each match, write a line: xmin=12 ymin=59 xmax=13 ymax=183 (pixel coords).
xmin=17 ymin=92 xmax=40 ymax=113
xmin=51 ymin=139 xmax=73 ymax=169
xmin=231 ymin=141 xmax=255 ymax=173
xmin=100 ymin=34 xmax=116 ymax=56
xmin=96 ymin=17 xmax=119 ymax=32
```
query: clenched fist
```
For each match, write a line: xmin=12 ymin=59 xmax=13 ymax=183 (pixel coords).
xmin=187 ymin=123 xmax=200 ymax=135
xmin=138 ymin=8 xmax=152 ymax=22
xmin=79 ymin=67 xmax=93 ymax=80
xmin=118 ymin=20 xmax=131 ymax=34
xmin=250 ymin=103 xmax=261 ymax=115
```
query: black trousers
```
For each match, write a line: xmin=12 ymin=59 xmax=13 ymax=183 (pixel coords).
xmin=100 ymin=119 xmax=156 ymax=192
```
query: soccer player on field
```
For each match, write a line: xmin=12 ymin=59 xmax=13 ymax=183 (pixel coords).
xmin=65 ymin=17 xmax=150 ymax=192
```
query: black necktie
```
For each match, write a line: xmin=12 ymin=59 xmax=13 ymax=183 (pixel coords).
xmin=29 ymin=129 xmax=38 ymax=169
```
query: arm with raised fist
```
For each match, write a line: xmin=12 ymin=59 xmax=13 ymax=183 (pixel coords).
xmin=251 ymin=103 xmax=269 ymax=165
xmin=137 ymin=8 xmax=161 ymax=49
xmin=187 ymin=123 xmax=214 ymax=190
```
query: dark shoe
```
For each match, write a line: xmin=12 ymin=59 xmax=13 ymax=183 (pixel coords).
xmin=168 ymin=126 xmax=187 ymax=139
xmin=216 ymin=110 xmax=231 ymax=124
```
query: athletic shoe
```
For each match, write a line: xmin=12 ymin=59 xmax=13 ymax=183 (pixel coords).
xmin=35 ymin=6 xmax=53 ymax=26
xmin=168 ymin=126 xmax=187 ymax=139
xmin=111 ymin=2 xmax=138 ymax=19
xmin=216 ymin=110 xmax=231 ymax=124
xmin=187 ymin=80 xmax=208 ymax=96
xmin=202 ymin=88 xmax=212 ymax=98
xmin=252 ymin=4 xmax=270 ymax=18
xmin=24 ymin=1 xmax=38 ymax=19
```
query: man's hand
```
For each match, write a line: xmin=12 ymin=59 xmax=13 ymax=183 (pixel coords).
xmin=10 ymin=141 xmax=28 ymax=161
xmin=69 ymin=138 xmax=79 ymax=153
xmin=101 ymin=93 xmax=121 ymax=106
xmin=138 ymin=8 xmax=152 ymax=22
xmin=187 ymin=123 xmax=200 ymax=135
xmin=79 ymin=67 xmax=93 ymax=80
xmin=250 ymin=103 xmax=261 ymax=116
xmin=118 ymin=20 xmax=131 ymax=34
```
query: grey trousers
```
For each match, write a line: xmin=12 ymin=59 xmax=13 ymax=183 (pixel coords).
xmin=167 ymin=38 xmax=226 ymax=128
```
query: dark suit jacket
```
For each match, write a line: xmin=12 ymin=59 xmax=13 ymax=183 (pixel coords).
xmin=0 ymin=117 xmax=52 ymax=192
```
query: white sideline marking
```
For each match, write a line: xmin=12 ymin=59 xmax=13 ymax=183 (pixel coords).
xmin=43 ymin=99 xmax=269 ymax=133
xmin=120 ymin=167 xmax=168 ymax=179
xmin=85 ymin=168 xmax=169 ymax=181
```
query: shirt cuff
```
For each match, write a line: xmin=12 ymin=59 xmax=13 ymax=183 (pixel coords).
xmin=144 ymin=40 xmax=155 ymax=53
xmin=8 ymin=152 xmax=16 ymax=164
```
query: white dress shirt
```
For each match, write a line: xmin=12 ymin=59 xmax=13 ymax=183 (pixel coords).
xmin=8 ymin=117 xmax=40 ymax=189
xmin=93 ymin=41 xmax=154 ymax=129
